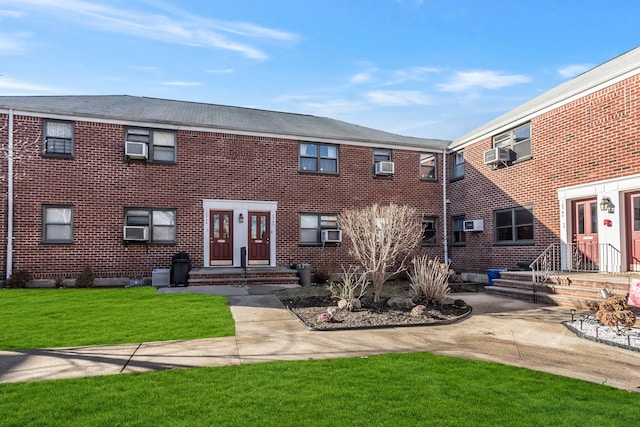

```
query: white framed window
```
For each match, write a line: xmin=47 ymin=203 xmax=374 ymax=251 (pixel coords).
xmin=373 ymin=148 xmax=391 ymax=162
xmin=493 ymin=123 xmax=531 ymax=162
xmin=43 ymin=205 xmax=73 ymax=243
xmin=495 ymin=206 xmax=534 ymax=245
xmin=125 ymin=208 xmax=176 ymax=243
xmin=299 ymin=143 xmax=338 ymax=174
xmin=420 ymin=154 xmax=437 ymax=180
xmin=300 ymin=213 xmax=338 ymax=245
xmin=451 ymin=151 xmax=464 ymax=180
xmin=126 ymin=127 xmax=176 ymax=163
xmin=421 ymin=216 xmax=437 ymax=246
xmin=43 ymin=120 xmax=74 ymax=157
xmin=452 ymin=215 xmax=466 ymax=245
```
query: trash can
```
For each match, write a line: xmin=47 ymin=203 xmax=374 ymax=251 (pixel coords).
xmin=486 ymin=268 xmax=507 ymax=286
xmin=170 ymin=252 xmax=191 ymax=286
xmin=296 ymin=263 xmax=311 ymax=287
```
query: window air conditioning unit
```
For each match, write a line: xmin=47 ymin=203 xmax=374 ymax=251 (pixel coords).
xmin=123 ymin=226 xmax=149 ymax=241
xmin=321 ymin=229 xmax=342 ymax=243
xmin=125 ymin=141 xmax=149 ymax=159
xmin=375 ymin=161 xmax=395 ymax=176
xmin=483 ymin=148 xmax=513 ymax=165
xmin=463 ymin=219 xmax=484 ymax=232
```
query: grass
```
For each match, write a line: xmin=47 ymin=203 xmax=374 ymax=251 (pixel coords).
xmin=0 ymin=287 xmax=234 ymax=350
xmin=1 ymin=352 xmax=638 ymax=426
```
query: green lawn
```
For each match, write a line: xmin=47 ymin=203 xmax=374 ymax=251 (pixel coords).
xmin=1 ymin=352 xmax=638 ymax=426
xmin=0 ymin=287 xmax=234 ymax=350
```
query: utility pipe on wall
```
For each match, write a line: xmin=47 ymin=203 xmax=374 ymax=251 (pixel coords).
xmin=442 ymin=148 xmax=449 ymax=266
xmin=6 ymin=109 xmax=13 ymax=280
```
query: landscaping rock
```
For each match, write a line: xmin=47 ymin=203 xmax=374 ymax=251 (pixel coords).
xmin=387 ymin=297 xmax=414 ymax=309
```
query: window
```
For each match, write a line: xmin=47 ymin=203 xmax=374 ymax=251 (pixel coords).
xmin=452 ymin=215 xmax=466 ymax=245
xmin=493 ymin=123 xmax=531 ymax=162
xmin=373 ymin=148 xmax=391 ymax=162
xmin=299 ymin=143 xmax=338 ymax=173
xmin=43 ymin=205 xmax=73 ymax=243
xmin=450 ymin=151 xmax=464 ymax=180
xmin=494 ymin=206 xmax=534 ymax=244
xmin=300 ymin=213 xmax=338 ymax=245
xmin=421 ymin=216 xmax=437 ymax=245
xmin=125 ymin=208 xmax=176 ymax=243
xmin=43 ymin=120 xmax=74 ymax=157
xmin=420 ymin=154 xmax=437 ymax=180
xmin=126 ymin=128 xmax=176 ymax=163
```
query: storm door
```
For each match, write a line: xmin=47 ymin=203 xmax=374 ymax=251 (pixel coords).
xmin=209 ymin=210 xmax=233 ymax=265
xmin=248 ymin=212 xmax=270 ymax=264
xmin=571 ymin=199 xmax=599 ymax=270
xmin=626 ymin=192 xmax=640 ymax=272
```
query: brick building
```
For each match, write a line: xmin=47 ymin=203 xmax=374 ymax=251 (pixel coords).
xmin=447 ymin=46 xmax=640 ymax=278
xmin=0 ymin=96 xmax=448 ymax=283
xmin=1 ymin=46 xmax=640 ymax=286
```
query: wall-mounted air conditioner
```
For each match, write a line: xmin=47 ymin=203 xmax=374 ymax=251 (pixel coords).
xmin=463 ymin=219 xmax=484 ymax=232
xmin=321 ymin=229 xmax=342 ymax=243
xmin=375 ymin=161 xmax=395 ymax=176
xmin=125 ymin=141 xmax=149 ymax=159
xmin=483 ymin=148 xmax=513 ymax=165
xmin=123 ymin=226 xmax=149 ymax=241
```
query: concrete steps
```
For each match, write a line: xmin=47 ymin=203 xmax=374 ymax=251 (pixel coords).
xmin=187 ymin=267 xmax=300 ymax=287
xmin=486 ymin=270 xmax=634 ymax=310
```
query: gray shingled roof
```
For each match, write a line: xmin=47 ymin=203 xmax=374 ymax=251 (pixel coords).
xmin=0 ymin=95 xmax=449 ymax=150
xmin=450 ymin=46 xmax=640 ymax=149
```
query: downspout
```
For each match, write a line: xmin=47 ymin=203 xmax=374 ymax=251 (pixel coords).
xmin=6 ymin=109 xmax=13 ymax=281
xmin=442 ymin=148 xmax=449 ymax=266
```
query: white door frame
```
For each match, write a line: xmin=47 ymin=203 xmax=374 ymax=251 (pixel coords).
xmin=203 ymin=199 xmax=277 ymax=267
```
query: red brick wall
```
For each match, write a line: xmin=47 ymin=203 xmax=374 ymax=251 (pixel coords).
xmin=448 ymin=74 xmax=640 ymax=274
xmin=0 ymin=114 xmax=444 ymax=279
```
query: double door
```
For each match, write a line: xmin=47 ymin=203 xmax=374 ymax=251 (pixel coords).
xmin=209 ymin=210 xmax=270 ymax=265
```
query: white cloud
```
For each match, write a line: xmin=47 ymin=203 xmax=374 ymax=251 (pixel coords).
xmin=351 ymin=72 xmax=374 ymax=84
xmin=206 ymin=68 xmax=235 ymax=74
xmin=0 ymin=32 xmax=28 ymax=55
xmin=437 ymin=70 xmax=532 ymax=92
xmin=557 ymin=64 xmax=593 ymax=79
xmin=366 ymin=90 xmax=431 ymax=106
xmin=2 ymin=0 xmax=299 ymax=60
xmin=0 ymin=75 xmax=58 ymax=93
xmin=160 ymin=81 xmax=202 ymax=86
xmin=387 ymin=66 xmax=440 ymax=85
xmin=298 ymin=99 xmax=366 ymax=116
xmin=0 ymin=9 xmax=22 ymax=18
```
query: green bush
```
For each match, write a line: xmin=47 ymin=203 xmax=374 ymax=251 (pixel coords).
xmin=75 ymin=266 xmax=95 ymax=288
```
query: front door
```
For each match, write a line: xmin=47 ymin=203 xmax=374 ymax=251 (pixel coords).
xmin=572 ymin=199 xmax=599 ymax=270
xmin=626 ymin=192 xmax=640 ymax=271
xmin=209 ymin=210 xmax=233 ymax=265
xmin=248 ymin=212 xmax=270 ymax=264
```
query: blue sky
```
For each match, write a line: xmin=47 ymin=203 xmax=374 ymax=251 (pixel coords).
xmin=0 ymin=0 xmax=637 ymax=140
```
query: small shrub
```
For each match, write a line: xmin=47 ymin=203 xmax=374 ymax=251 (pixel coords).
xmin=596 ymin=295 xmax=637 ymax=335
xmin=75 ymin=266 xmax=95 ymax=288
xmin=6 ymin=270 xmax=33 ymax=288
xmin=54 ymin=277 xmax=65 ymax=288
xmin=408 ymin=255 xmax=452 ymax=304
xmin=327 ymin=265 xmax=369 ymax=311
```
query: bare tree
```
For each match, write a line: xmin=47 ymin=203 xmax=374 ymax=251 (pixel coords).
xmin=339 ymin=203 xmax=423 ymax=302
xmin=0 ymin=117 xmax=39 ymax=180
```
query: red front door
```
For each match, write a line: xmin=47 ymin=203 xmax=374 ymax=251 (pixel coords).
xmin=248 ymin=212 xmax=270 ymax=264
xmin=572 ymin=199 xmax=599 ymax=270
xmin=210 ymin=210 xmax=233 ymax=265
xmin=626 ymin=192 xmax=640 ymax=272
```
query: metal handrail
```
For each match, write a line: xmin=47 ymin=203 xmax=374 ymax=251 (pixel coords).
xmin=529 ymin=243 xmax=621 ymax=302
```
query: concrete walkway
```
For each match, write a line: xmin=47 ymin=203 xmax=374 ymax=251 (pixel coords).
xmin=1 ymin=286 xmax=639 ymax=392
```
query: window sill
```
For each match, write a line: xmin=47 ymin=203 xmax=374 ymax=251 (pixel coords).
xmin=298 ymin=170 xmax=339 ymax=176
xmin=494 ymin=240 xmax=534 ymax=246
xmin=42 ymin=154 xmax=74 ymax=160
xmin=41 ymin=241 xmax=73 ymax=245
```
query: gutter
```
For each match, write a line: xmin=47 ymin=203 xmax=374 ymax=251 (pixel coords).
xmin=6 ymin=109 xmax=13 ymax=281
xmin=442 ymin=148 xmax=449 ymax=266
